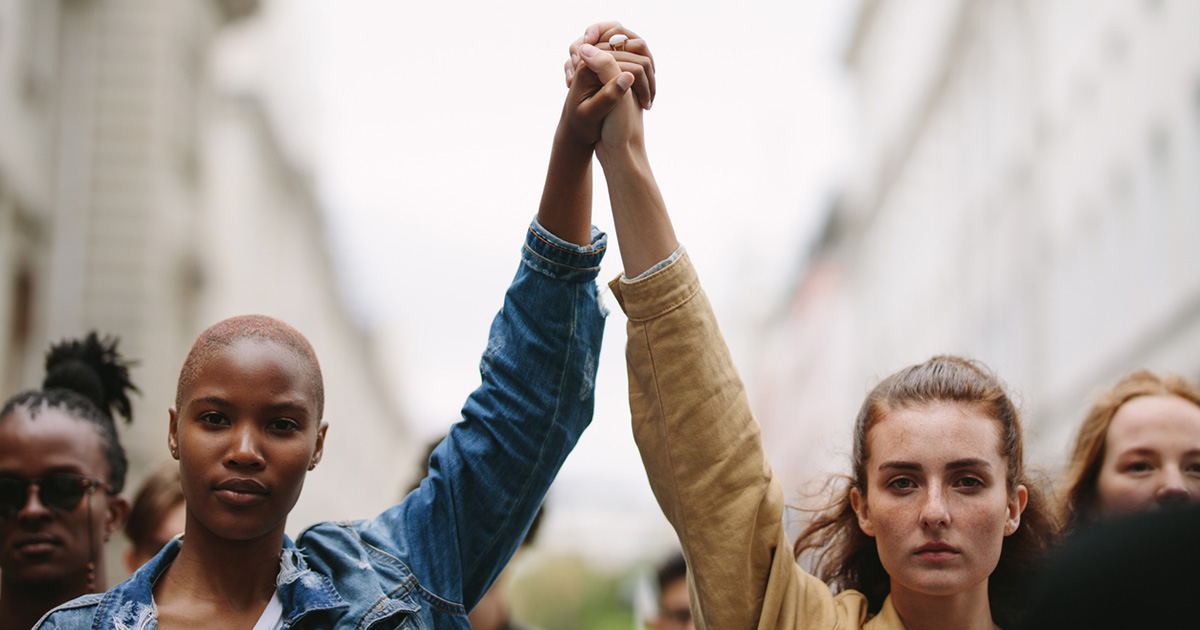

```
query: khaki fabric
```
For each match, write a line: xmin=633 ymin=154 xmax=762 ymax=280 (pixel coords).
xmin=610 ymin=251 xmax=905 ymax=630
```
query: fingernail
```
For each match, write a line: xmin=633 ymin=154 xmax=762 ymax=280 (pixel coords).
xmin=565 ymin=67 xmax=574 ymax=83
xmin=580 ymin=44 xmax=596 ymax=58
xmin=571 ymin=53 xmax=578 ymax=66
xmin=617 ymin=74 xmax=633 ymax=90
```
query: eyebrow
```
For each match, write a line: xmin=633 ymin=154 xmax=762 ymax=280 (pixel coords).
xmin=877 ymin=458 xmax=993 ymax=473
xmin=1116 ymin=447 xmax=1200 ymax=458
xmin=263 ymin=401 xmax=308 ymax=414
xmin=192 ymin=396 xmax=309 ymax=415
xmin=194 ymin=395 xmax=230 ymax=408
xmin=1113 ymin=447 xmax=1160 ymax=457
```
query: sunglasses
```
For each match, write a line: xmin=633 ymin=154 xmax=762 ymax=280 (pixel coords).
xmin=0 ymin=473 xmax=110 ymax=519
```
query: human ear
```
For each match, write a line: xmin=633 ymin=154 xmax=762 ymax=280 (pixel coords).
xmin=1005 ymin=484 xmax=1028 ymax=536
xmin=850 ymin=486 xmax=876 ymax=537
xmin=103 ymin=495 xmax=130 ymax=541
xmin=168 ymin=407 xmax=180 ymax=460
xmin=308 ymin=421 xmax=328 ymax=471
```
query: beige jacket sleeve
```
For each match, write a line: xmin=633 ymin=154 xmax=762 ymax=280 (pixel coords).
xmin=610 ymin=251 xmax=879 ymax=630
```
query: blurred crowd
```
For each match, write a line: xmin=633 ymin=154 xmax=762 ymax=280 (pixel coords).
xmin=3 ymin=4 xmax=1199 ymax=629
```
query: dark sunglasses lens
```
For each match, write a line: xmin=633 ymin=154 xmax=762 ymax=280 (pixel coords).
xmin=40 ymin=475 xmax=89 ymax=513
xmin=0 ymin=480 xmax=25 ymax=518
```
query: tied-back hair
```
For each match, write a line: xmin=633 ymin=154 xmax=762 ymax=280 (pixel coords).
xmin=0 ymin=332 xmax=138 ymax=492
xmin=791 ymin=355 xmax=1057 ymax=627
xmin=1060 ymin=369 xmax=1200 ymax=532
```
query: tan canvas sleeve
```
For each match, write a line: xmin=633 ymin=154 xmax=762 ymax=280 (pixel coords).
xmin=610 ymin=252 xmax=873 ymax=630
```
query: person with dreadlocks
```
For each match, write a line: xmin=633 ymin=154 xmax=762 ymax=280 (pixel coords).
xmin=0 ymin=332 xmax=137 ymax=630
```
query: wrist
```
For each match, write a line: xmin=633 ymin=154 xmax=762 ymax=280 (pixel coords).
xmin=595 ymin=136 xmax=648 ymax=171
xmin=555 ymin=113 xmax=598 ymax=156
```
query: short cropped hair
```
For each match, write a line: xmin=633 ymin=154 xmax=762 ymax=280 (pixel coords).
xmin=656 ymin=551 xmax=687 ymax=593
xmin=176 ymin=315 xmax=324 ymax=418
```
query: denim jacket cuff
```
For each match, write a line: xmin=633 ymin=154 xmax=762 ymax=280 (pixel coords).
xmin=522 ymin=218 xmax=607 ymax=283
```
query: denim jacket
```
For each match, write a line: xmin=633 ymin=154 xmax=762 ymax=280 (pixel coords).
xmin=36 ymin=220 xmax=608 ymax=630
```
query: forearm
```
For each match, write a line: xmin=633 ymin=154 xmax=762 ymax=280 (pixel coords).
xmin=536 ymin=121 xmax=595 ymax=247
xmin=597 ymin=139 xmax=678 ymax=278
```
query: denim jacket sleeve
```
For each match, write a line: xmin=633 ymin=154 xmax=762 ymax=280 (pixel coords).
xmin=361 ymin=219 xmax=607 ymax=612
xmin=32 ymin=221 xmax=607 ymax=630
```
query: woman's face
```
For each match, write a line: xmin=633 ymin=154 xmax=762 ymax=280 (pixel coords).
xmin=169 ymin=339 xmax=326 ymax=544
xmin=1094 ymin=394 xmax=1200 ymax=517
xmin=0 ymin=406 xmax=125 ymax=588
xmin=850 ymin=402 xmax=1026 ymax=602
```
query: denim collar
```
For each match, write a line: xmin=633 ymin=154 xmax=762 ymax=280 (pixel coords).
xmin=92 ymin=535 xmax=347 ymax=628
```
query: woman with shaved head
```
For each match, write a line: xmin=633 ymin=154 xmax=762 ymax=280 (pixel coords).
xmin=36 ymin=23 xmax=655 ymax=630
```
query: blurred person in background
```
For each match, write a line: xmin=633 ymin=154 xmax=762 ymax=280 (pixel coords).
xmin=1032 ymin=369 xmax=1200 ymax=628
xmin=577 ymin=23 xmax=1056 ymax=628
xmin=0 ymin=333 xmax=136 ymax=630
xmin=647 ymin=552 xmax=693 ymax=630
xmin=122 ymin=460 xmax=185 ymax=574
xmin=1059 ymin=369 xmax=1200 ymax=533
xmin=35 ymin=24 xmax=654 ymax=629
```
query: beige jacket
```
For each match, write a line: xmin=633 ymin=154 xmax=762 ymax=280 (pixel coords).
xmin=611 ymin=251 xmax=905 ymax=630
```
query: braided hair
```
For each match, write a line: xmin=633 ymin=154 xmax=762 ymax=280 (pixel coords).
xmin=0 ymin=332 xmax=138 ymax=492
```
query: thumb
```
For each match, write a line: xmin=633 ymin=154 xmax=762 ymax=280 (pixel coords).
xmin=579 ymin=43 xmax=623 ymax=84
xmin=577 ymin=72 xmax=634 ymax=123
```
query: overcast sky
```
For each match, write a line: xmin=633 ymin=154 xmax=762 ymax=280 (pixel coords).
xmin=219 ymin=0 xmax=855 ymax=565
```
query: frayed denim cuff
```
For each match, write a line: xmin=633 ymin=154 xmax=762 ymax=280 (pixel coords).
xmin=522 ymin=218 xmax=607 ymax=283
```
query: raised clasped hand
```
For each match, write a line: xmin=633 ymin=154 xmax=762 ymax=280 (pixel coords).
xmin=560 ymin=21 xmax=656 ymax=149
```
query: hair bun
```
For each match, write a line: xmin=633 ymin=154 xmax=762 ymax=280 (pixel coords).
xmin=43 ymin=332 xmax=138 ymax=424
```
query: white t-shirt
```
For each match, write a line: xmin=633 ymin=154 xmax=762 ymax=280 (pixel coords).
xmin=250 ymin=591 xmax=284 ymax=630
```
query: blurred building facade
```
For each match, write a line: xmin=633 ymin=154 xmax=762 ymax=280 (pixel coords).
xmin=0 ymin=0 xmax=414 ymax=558
xmin=754 ymin=0 xmax=1200 ymax=500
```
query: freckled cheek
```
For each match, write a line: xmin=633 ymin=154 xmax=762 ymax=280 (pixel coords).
xmin=962 ymin=511 xmax=1008 ymax=545
xmin=865 ymin=500 xmax=920 ymax=556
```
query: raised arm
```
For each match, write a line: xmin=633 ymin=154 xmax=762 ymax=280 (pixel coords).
xmin=594 ymin=33 xmax=860 ymax=630
xmin=538 ymin=21 xmax=654 ymax=246
xmin=344 ymin=26 xmax=659 ymax=617
xmin=568 ymin=23 xmax=677 ymax=278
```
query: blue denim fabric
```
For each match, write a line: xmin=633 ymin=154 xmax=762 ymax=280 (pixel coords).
xmin=35 ymin=219 xmax=607 ymax=630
